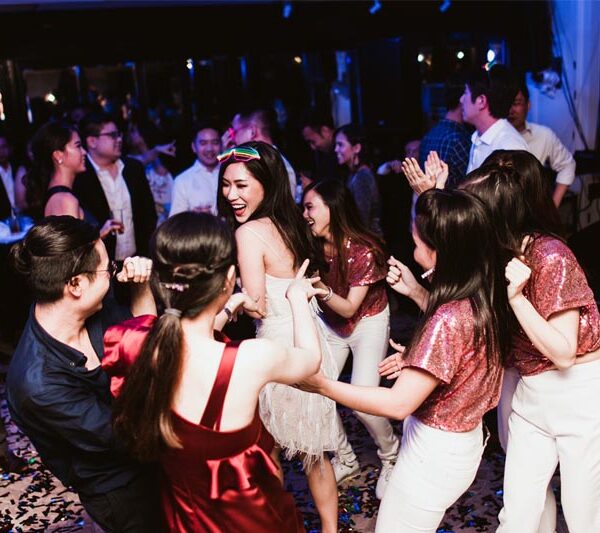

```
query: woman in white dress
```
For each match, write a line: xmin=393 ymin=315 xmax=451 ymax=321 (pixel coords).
xmin=217 ymin=141 xmax=339 ymax=533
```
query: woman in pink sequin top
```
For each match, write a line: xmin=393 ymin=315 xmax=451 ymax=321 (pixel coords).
xmin=303 ymin=189 xmax=510 ymax=532
xmin=302 ymin=180 xmax=399 ymax=499
xmin=465 ymin=151 xmax=600 ymax=533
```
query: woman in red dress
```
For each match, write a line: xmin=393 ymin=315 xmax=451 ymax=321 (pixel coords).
xmin=108 ymin=212 xmax=324 ymax=532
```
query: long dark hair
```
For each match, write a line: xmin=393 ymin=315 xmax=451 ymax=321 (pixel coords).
xmin=217 ymin=141 xmax=325 ymax=273
xmin=406 ymin=189 xmax=510 ymax=368
xmin=25 ymin=122 xmax=77 ymax=218
xmin=113 ymin=212 xmax=237 ymax=461
xmin=303 ymin=179 xmax=385 ymax=285
xmin=462 ymin=150 xmax=564 ymax=258
xmin=334 ymin=123 xmax=371 ymax=170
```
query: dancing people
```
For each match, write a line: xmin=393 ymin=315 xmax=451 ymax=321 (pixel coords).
xmin=462 ymin=151 xmax=600 ymax=533
xmin=110 ymin=213 xmax=321 ymax=532
xmin=218 ymin=141 xmax=339 ymax=533
xmin=302 ymin=188 xmax=510 ymax=533
xmin=302 ymin=179 xmax=399 ymax=498
xmin=25 ymin=122 xmax=122 ymax=236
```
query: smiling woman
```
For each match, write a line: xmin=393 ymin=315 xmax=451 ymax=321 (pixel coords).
xmin=217 ymin=141 xmax=340 ymax=533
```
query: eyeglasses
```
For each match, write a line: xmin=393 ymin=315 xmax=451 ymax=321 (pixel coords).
xmin=76 ymin=260 xmax=118 ymax=280
xmin=217 ymin=146 xmax=261 ymax=163
xmin=94 ymin=131 xmax=123 ymax=140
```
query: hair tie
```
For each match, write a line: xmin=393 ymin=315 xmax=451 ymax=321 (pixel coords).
xmin=164 ymin=308 xmax=182 ymax=318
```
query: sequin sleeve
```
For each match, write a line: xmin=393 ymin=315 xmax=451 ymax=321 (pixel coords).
xmin=528 ymin=238 xmax=595 ymax=320
xmin=403 ymin=300 xmax=473 ymax=384
xmin=347 ymin=242 xmax=386 ymax=287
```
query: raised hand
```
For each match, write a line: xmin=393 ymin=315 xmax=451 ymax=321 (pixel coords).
xmin=286 ymin=259 xmax=329 ymax=301
xmin=386 ymin=256 xmax=419 ymax=297
xmin=99 ymin=219 xmax=124 ymax=239
xmin=505 ymin=257 xmax=532 ymax=302
xmin=227 ymin=288 xmax=266 ymax=320
xmin=424 ymin=151 xmax=449 ymax=189
xmin=401 ymin=157 xmax=436 ymax=194
xmin=378 ymin=339 xmax=406 ymax=379
xmin=155 ymin=141 xmax=176 ymax=158
xmin=117 ymin=256 xmax=153 ymax=284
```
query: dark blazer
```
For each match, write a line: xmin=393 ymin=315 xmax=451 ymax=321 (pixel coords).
xmin=74 ymin=157 xmax=157 ymax=259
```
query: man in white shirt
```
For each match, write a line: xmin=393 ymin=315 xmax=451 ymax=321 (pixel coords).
xmin=170 ymin=124 xmax=221 ymax=217
xmin=74 ymin=113 xmax=156 ymax=261
xmin=461 ymin=65 xmax=530 ymax=173
xmin=0 ymin=134 xmax=26 ymax=219
xmin=228 ymin=109 xmax=297 ymax=196
xmin=509 ymin=84 xmax=576 ymax=207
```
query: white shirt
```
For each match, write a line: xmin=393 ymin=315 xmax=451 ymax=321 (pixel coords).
xmin=467 ymin=118 xmax=530 ymax=173
xmin=169 ymin=160 xmax=220 ymax=217
xmin=88 ymin=156 xmax=136 ymax=260
xmin=521 ymin=121 xmax=576 ymax=186
xmin=0 ymin=164 xmax=15 ymax=208
xmin=279 ymin=152 xmax=297 ymax=196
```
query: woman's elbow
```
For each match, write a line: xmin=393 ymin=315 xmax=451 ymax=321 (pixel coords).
xmin=555 ymin=353 xmax=577 ymax=371
xmin=308 ymin=350 xmax=322 ymax=375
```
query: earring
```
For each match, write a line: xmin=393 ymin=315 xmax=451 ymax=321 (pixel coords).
xmin=58 ymin=159 xmax=64 ymax=164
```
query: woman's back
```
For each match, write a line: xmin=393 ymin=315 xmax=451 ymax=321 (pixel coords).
xmin=162 ymin=339 xmax=304 ymax=533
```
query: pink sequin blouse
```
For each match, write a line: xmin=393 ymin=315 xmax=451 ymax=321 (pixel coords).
xmin=321 ymin=239 xmax=388 ymax=336
xmin=402 ymin=299 xmax=503 ymax=432
xmin=511 ymin=235 xmax=600 ymax=376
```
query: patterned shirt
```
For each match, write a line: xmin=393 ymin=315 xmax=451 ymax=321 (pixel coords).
xmin=419 ymin=119 xmax=471 ymax=188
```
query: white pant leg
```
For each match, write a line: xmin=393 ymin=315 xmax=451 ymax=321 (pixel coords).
xmin=376 ymin=416 xmax=483 ymax=533
xmin=325 ymin=324 xmax=357 ymax=463
xmin=497 ymin=367 xmax=520 ymax=452
xmin=497 ymin=402 xmax=559 ymax=532
xmin=498 ymin=360 xmax=600 ymax=533
xmin=498 ymin=367 xmax=557 ymax=533
xmin=552 ymin=361 xmax=600 ymax=533
xmin=345 ymin=307 xmax=399 ymax=461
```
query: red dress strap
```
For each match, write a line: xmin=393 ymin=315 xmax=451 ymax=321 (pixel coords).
xmin=200 ymin=341 xmax=241 ymax=431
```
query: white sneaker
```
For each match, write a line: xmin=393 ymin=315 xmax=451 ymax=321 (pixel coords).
xmin=376 ymin=460 xmax=395 ymax=499
xmin=331 ymin=456 xmax=360 ymax=485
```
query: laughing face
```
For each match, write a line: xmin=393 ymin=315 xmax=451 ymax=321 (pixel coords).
xmin=221 ymin=162 xmax=265 ymax=223
xmin=303 ymin=188 xmax=331 ymax=240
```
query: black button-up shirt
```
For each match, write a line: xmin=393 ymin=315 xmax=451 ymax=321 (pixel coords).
xmin=6 ymin=299 xmax=139 ymax=497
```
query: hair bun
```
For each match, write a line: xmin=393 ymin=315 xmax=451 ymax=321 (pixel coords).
xmin=9 ymin=240 xmax=33 ymax=276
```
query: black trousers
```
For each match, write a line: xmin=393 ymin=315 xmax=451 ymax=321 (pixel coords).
xmin=79 ymin=472 xmax=164 ymax=533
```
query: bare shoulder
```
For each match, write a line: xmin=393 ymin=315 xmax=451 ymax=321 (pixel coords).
xmin=45 ymin=192 xmax=81 ymax=217
xmin=235 ymin=219 xmax=271 ymax=240
xmin=236 ymin=338 xmax=279 ymax=367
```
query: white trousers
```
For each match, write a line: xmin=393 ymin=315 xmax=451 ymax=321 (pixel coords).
xmin=376 ymin=416 xmax=485 ymax=532
xmin=497 ymin=359 xmax=600 ymax=533
xmin=497 ymin=367 xmax=557 ymax=533
xmin=325 ymin=306 xmax=399 ymax=463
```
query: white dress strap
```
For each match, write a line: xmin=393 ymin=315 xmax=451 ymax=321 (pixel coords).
xmin=243 ymin=224 xmax=286 ymax=263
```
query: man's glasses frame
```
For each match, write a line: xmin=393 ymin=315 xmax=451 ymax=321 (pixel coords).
xmin=69 ymin=260 xmax=118 ymax=282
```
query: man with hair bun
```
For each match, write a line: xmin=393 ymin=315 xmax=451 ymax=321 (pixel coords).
xmin=6 ymin=216 xmax=159 ymax=532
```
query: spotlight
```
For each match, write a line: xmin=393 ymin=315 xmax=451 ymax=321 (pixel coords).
xmin=44 ymin=93 xmax=57 ymax=104
xmin=293 ymin=56 xmax=302 ymax=64
xmin=439 ymin=0 xmax=451 ymax=13
xmin=417 ymin=53 xmax=425 ymax=63
xmin=486 ymin=49 xmax=496 ymax=63
xmin=369 ymin=0 xmax=381 ymax=15
xmin=186 ymin=58 xmax=194 ymax=71
xmin=282 ymin=1 xmax=292 ymax=19
xmin=456 ymin=50 xmax=465 ymax=60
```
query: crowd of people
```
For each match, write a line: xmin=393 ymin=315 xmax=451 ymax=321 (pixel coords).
xmin=0 ymin=63 xmax=598 ymax=533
